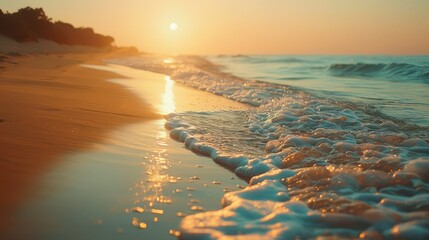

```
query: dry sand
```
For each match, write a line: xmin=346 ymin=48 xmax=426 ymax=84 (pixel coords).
xmin=0 ymin=39 xmax=158 ymax=229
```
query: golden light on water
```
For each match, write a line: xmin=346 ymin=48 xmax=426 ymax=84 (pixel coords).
xmin=131 ymin=119 xmax=171 ymax=228
xmin=162 ymin=58 xmax=174 ymax=64
xmin=161 ymin=76 xmax=176 ymax=115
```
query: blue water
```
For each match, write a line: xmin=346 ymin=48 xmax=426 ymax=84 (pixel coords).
xmin=208 ymin=55 xmax=429 ymax=126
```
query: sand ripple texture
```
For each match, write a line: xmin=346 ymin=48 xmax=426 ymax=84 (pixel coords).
xmin=109 ymin=56 xmax=429 ymax=239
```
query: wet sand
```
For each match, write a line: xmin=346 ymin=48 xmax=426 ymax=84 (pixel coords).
xmin=4 ymin=118 xmax=247 ymax=240
xmin=0 ymin=48 xmax=159 ymax=229
xmin=1 ymin=63 xmax=250 ymax=239
xmin=0 ymin=35 xmax=250 ymax=236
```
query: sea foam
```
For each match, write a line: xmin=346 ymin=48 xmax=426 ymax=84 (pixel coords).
xmin=109 ymin=55 xmax=429 ymax=239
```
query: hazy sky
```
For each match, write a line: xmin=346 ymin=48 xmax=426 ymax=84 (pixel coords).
xmin=2 ymin=0 xmax=429 ymax=55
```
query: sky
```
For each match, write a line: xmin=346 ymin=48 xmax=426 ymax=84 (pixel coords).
xmin=2 ymin=0 xmax=429 ymax=55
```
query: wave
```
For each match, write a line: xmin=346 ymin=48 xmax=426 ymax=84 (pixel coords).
xmin=216 ymin=54 xmax=250 ymax=58
xmin=215 ymin=55 xmax=311 ymax=64
xmin=248 ymin=57 xmax=307 ymax=64
xmin=329 ymin=62 xmax=429 ymax=82
xmin=108 ymin=55 xmax=429 ymax=240
xmin=279 ymin=77 xmax=309 ymax=81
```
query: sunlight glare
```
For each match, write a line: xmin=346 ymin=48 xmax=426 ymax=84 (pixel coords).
xmin=161 ymin=76 xmax=175 ymax=114
xmin=169 ymin=22 xmax=178 ymax=31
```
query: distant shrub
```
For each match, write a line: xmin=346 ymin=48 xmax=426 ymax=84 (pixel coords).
xmin=0 ymin=7 xmax=114 ymax=48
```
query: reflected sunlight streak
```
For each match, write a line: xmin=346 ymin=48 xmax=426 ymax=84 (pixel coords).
xmin=161 ymin=76 xmax=176 ymax=115
xmin=132 ymin=120 xmax=173 ymax=226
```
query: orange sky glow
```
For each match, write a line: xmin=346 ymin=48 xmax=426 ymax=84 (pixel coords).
xmin=3 ymin=0 xmax=429 ymax=55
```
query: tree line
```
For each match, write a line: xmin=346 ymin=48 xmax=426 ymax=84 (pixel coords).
xmin=0 ymin=7 xmax=114 ymax=48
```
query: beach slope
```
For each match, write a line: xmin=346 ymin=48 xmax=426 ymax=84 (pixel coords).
xmin=0 ymin=39 xmax=158 ymax=228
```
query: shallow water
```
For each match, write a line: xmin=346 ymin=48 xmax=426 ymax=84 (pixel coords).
xmin=208 ymin=55 xmax=429 ymax=127
xmin=3 ymin=120 xmax=243 ymax=240
xmin=1 ymin=66 xmax=245 ymax=240
xmin=109 ymin=55 xmax=429 ymax=239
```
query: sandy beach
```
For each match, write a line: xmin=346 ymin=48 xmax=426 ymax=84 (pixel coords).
xmin=0 ymin=40 xmax=158 ymax=229
xmin=2 ymin=3 xmax=428 ymax=240
xmin=0 ymin=37 xmax=249 ymax=237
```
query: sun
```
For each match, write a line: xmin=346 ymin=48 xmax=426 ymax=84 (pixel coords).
xmin=169 ymin=22 xmax=178 ymax=31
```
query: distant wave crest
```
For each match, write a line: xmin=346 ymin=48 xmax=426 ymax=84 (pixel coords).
xmin=329 ymin=62 xmax=429 ymax=82
xmin=216 ymin=55 xmax=308 ymax=64
xmin=247 ymin=57 xmax=305 ymax=64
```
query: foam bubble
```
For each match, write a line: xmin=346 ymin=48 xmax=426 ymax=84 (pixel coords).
xmin=111 ymin=55 xmax=429 ymax=239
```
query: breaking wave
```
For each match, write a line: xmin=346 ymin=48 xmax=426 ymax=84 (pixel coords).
xmin=109 ymin=55 xmax=429 ymax=240
xmin=215 ymin=55 xmax=310 ymax=64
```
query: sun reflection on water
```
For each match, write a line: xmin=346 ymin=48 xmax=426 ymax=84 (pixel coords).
xmin=161 ymin=76 xmax=176 ymax=115
xmin=127 ymin=75 xmax=181 ymax=237
xmin=120 ymin=72 xmax=244 ymax=238
xmin=128 ymin=119 xmax=181 ymax=236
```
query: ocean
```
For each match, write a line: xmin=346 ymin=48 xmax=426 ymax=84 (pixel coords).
xmin=209 ymin=55 xmax=429 ymax=127
xmin=109 ymin=55 xmax=429 ymax=239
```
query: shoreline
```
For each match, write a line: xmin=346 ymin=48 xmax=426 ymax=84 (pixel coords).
xmin=0 ymin=47 xmax=159 ymax=229
xmin=1 ymin=59 xmax=251 ymax=239
xmin=110 ymin=54 xmax=429 ymax=239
